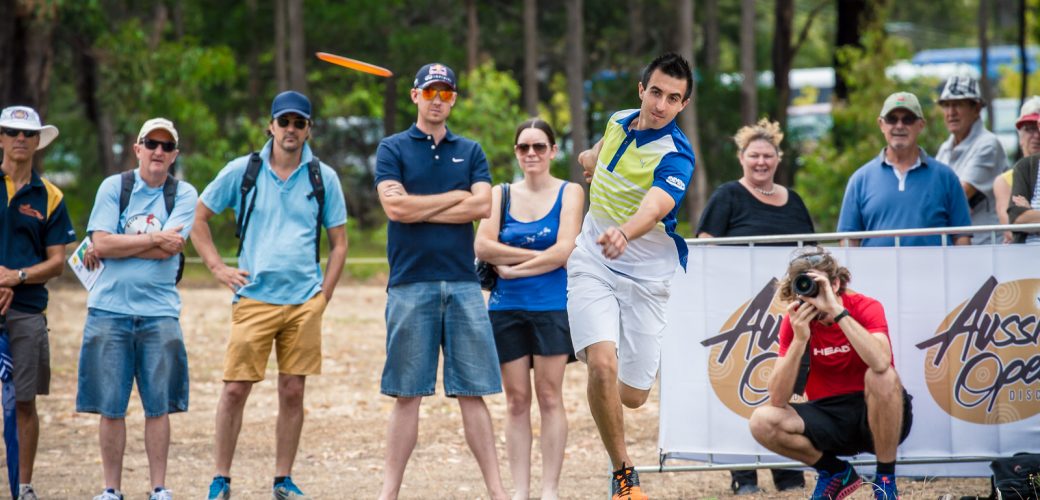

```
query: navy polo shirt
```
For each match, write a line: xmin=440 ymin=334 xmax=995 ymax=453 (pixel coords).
xmin=375 ymin=124 xmax=491 ymax=287
xmin=1 ymin=170 xmax=77 ymax=313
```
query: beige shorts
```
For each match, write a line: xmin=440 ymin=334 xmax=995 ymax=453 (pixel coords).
xmin=223 ymin=293 xmax=327 ymax=382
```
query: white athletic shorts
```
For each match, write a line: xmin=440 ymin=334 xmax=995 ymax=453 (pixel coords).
xmin=566 ymin=245 xmax=672 ymax=390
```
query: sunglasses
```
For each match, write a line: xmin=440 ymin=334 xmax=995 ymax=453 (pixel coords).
xmin=883 ymin=114 xmax=919 ymax=126
xmin=140 ymin=138 xmax=177 ymax=152
xmin=1 ymin=128 xmax=40 ymax=138
xmin=420 ymin=88 xmax=456 ymax=101
xmin=515 ymin=142 xmax=549 ymax=155
xmin=276 ymin=116 xmax=309 ymax=129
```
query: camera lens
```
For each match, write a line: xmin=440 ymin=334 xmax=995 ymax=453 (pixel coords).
xmin=792 ymin=273 xmax=819 ymax=297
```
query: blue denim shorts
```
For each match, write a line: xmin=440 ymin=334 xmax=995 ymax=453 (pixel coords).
xmin=76 ymin=308 xmax=190 ymax=418
xmin=381 ymin=281 xmax=502 ymax=397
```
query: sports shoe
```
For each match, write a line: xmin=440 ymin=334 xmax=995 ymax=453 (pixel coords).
xmin=733 ymin=483 xmax=761 ymax=495
xmin=149 ymin=487 xmax=173 ymax=500
xmin=17 ymin=484 xmax=38 ymax=500
xmin=93 ymin=489 xmax=124 ymax=500
xmin=207 ymin=477 xmax=231 ymax=500
xmin=871 ymin=473 xmax=900 ymax=500
xmin=811 ymin=463 xmax=862 ymax=500
xmin=611 ymin=466 xmax=648 ymax=500
xmin=272 ymin=477 xmax=308 ymax=499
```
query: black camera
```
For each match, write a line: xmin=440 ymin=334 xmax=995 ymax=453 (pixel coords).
xmin=791 ymin=273 xmax=819 ymax=297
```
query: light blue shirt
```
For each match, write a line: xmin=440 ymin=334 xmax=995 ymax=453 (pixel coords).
xmin=86 ymin=169 xmax=198 ymax=317
xmin=200 ymin=140 xmax=348 ymax=305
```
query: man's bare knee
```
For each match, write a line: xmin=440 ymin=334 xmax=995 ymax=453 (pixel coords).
xmin=749 ymin=406 xmax=782 ymax=444
xmin=586 ymin=351 xmax=618 ymax=385
xmin=619 ymin=384 xmax=649 ymax=409
xmin=864 ymin=367 xmax=900 ymax=399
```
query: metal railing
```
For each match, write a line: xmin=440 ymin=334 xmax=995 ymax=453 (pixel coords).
xmin=685 ymin=222 xmax=1040 ymax=247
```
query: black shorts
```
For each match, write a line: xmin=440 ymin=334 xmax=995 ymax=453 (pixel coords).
xmin=792 ymin=390 xmax=914 ymax=457
xmin=489 ymin=310 xmax=576 ymax=364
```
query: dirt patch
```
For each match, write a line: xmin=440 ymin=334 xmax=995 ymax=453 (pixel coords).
xmin=9 ymin=284 xmax=987 ymax=498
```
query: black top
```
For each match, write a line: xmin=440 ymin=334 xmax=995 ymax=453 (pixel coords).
xmin=696 ymin=181 xmax=815 ymax=246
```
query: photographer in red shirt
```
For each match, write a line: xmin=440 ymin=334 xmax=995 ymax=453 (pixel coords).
xmin=749 ymin=248 xmax=913 ymax=500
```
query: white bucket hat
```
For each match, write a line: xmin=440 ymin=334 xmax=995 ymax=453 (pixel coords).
xmin=0 ymin=106 xmax=60 ymax=150
xmin=938 ymin=75 xmax=986 ymax=106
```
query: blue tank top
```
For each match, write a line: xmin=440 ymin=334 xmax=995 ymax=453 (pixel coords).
xmin=488 ymin=183 xmax=569 ymax=311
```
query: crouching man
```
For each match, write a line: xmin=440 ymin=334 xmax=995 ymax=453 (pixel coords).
xmin=748 ymin=248 xmax=913 ymax=500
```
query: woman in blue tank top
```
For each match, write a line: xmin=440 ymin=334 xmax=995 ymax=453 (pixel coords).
xmin=475 ymin=118 xmax=584 ymax=500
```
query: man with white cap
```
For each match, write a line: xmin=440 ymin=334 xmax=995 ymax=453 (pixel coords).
xmin=194 ymin=91 xmax=348 ymax=500
xmin=993 ymin=96 xmax=1040 ymax=242
xmin=0 ymin=105 xmax=75 ymax=500
xmin=935 ymin=75 xmax=1009 ymax=244
xmin=78 ymin=117 xmax=197 ymax=500
xmin=838 ymin=92 xmax=972 ymax=246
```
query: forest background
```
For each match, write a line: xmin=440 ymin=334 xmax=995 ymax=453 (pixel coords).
xmin=3 ymin=0 xmax=1039 ymax=273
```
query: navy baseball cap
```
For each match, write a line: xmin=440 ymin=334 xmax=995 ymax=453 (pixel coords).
xmin=413 ymin=63 xmax=457 ymax=90
xmin=271 ymin=90 xmax=312 ymax=119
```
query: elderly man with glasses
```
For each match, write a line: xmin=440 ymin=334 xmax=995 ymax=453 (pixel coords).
xmin=838 ymin=92 xmax=972 ymax=246
xmin=79 ymin=118 xmax=197 ymax=500
xmin=193 ymin=91 xmax=348 ymax=500
xmin=0 ymin=105 xmax=76 ymax=500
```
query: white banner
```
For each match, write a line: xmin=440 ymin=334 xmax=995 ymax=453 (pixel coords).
xmin=660 ymin=245 xmax=1040 ymax=476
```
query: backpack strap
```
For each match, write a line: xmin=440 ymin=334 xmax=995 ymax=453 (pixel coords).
xmin=162 ymin=174 xmax=179 ymax=216
xmin=118 ymin=170 xmax=135 ymax=217
xmin=306 ymin=158 xmax=325 ymax=263
xmin=497 ymin=183 xmax=510 ymax=241
xmin=235 ymin=152 xmax=263 ymax=257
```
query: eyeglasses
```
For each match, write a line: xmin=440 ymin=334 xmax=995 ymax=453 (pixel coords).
xmin=515 ymin=142 xmax=549 ymax=155
xmin=883 ymin=114 xmax=919 ymax=126
xmin=420 ymin=88 xmax=456 ymax=101
xmin=140 ymin=138 xmax=177 ymax=152
xmin=1019 ymin=124 xmax=1039 ymax=135
xmin=276 ymin=116 xmax=309 ymax=129
xmin=0 ymin=128 xmax=40 ymax=138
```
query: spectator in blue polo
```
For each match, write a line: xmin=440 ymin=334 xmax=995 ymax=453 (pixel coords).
xmin=374 ymin=62 xmax=508 ymax=500
xmin=838 ymin=92 xmax=972 ymax=246
xmin=0 ymin=105 xmax=75 ymax=500
xmin=193 ymin=90 xmax=348 ymax=500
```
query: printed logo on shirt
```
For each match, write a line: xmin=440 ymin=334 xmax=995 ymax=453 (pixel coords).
xmin=18 ymin=203 xmax=44 ymax=221
xmin=916 ymin=277 xmax=1040 ymax=424
xmin=452 ymin=157 xmax=465 ymax=163
xmin=813 ymin=345 xmax=851 ymax=356
xmin=125 ymin=213 xmax=162 ymax=235
xmin=666 ymin=176 xmax=686 ymax=191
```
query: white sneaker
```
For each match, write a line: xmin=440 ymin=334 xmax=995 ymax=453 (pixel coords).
xmin=17 ymin=484 xmax=38 ymax=500
xmin=149 ymin=487 xmax=173 ymax=500
xmin=93 ymin=489 xmax=123 ymax=500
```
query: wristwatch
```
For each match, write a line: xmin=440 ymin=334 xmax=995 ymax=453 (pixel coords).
xmin=16 ymin=269 xmax=27 ymax=285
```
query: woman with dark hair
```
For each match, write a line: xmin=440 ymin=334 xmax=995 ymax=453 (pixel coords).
xmin=474 ymin=118 xmax=584 ymax=500
xmin=697 ymin=118 xmax=813 ymax=494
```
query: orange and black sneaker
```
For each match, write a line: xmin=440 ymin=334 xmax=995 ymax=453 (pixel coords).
xmin=611 ymin=465 xmax=648 ymax=500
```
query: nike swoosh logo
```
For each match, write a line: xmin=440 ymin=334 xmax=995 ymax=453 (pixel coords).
xmin=452 ymin=158 xmax=465 ymax=163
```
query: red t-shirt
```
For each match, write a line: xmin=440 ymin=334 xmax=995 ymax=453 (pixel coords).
xmin=778 ymin=292 xmax=892 ymax=400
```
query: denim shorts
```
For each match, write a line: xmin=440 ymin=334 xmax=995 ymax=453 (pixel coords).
xmin=381 ymin=281 xmax=502 ymax=397
xmin=76 ymin=308 xmax=190 ymax=418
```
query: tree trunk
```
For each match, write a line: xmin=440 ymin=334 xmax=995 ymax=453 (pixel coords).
xmin=383 ymin=75 xmax=397 ymax=139
xmin=979 ymin=0 xmax=995 ymax=129
xmin=286 ymin=0 xmax=307 ymax=93
xmin=773 ymin=0 xmax=795 ymax=186
xmin=1 ymin=3 xmax=57 ymax=171
xmin=467 ymin=0 xmax=480 ymax=72
xmin=148 ymin=2 xmax=168 ymax=50
xmin=274 ymin=0 xmax=288 ymax=92
xmin=739 ymin=0 xmax=757 ymax=125
xmin=565 ymin=0 xmax=587 ymax=185
xmin=703 ymin=0 xmax=719 ymax=72
xmin=1017 ymin=0 xmax=1027 ymax=161
xmin=676 ymin=0 xmax=707 ymax=227
xmin=834 ymin=0 xmax=868 ymax=102
xmin=246 ymin=0 xmax=262 ymax=120
xmin=628 ymin=0 xmax=645 ymax=61
xmin=522 ymin=0 xmax=539 ymax=116
xmin=71 ymin=36 xmax=117 ymax=176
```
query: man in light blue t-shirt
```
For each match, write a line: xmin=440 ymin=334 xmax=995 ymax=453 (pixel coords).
xmin=79 ymin=118 xmax=197 ymax=500
xmin=192 ymin=91 xmax=348 ymax=500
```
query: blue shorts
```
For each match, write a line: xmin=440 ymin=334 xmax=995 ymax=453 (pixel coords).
xmin=76 ymin=309 xmax=190 ymax=418
xmin=381 ymin=281 xmax=502 ymax=397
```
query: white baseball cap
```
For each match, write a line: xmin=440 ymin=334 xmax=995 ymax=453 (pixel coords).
xmin=137 ymin=117 xmax=179 ymax=145
xmin=0 ymin=106 xmax=59 ymax=150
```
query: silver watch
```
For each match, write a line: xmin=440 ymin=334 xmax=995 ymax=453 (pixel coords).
xmin=16 ymin=269 xmax=27 ymax=285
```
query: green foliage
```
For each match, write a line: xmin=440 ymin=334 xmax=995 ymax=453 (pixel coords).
xmin=450 ymin=62 xmax=527 ymax=183
xmin=795 ymin=30 xmax=948 ymax=232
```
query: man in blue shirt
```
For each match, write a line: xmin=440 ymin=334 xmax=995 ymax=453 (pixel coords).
xmin=193 ymin=91 xmax=348 ymax=500
xmin=374 ymin=63 xmax=507 ymax=500
xmin=0 ymin=105 xmax=75 ymax=500
xmin=79 ymin=118 xmax=197 ymax=500
xmin=838 ymin=92 xmax=972 ymax=246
